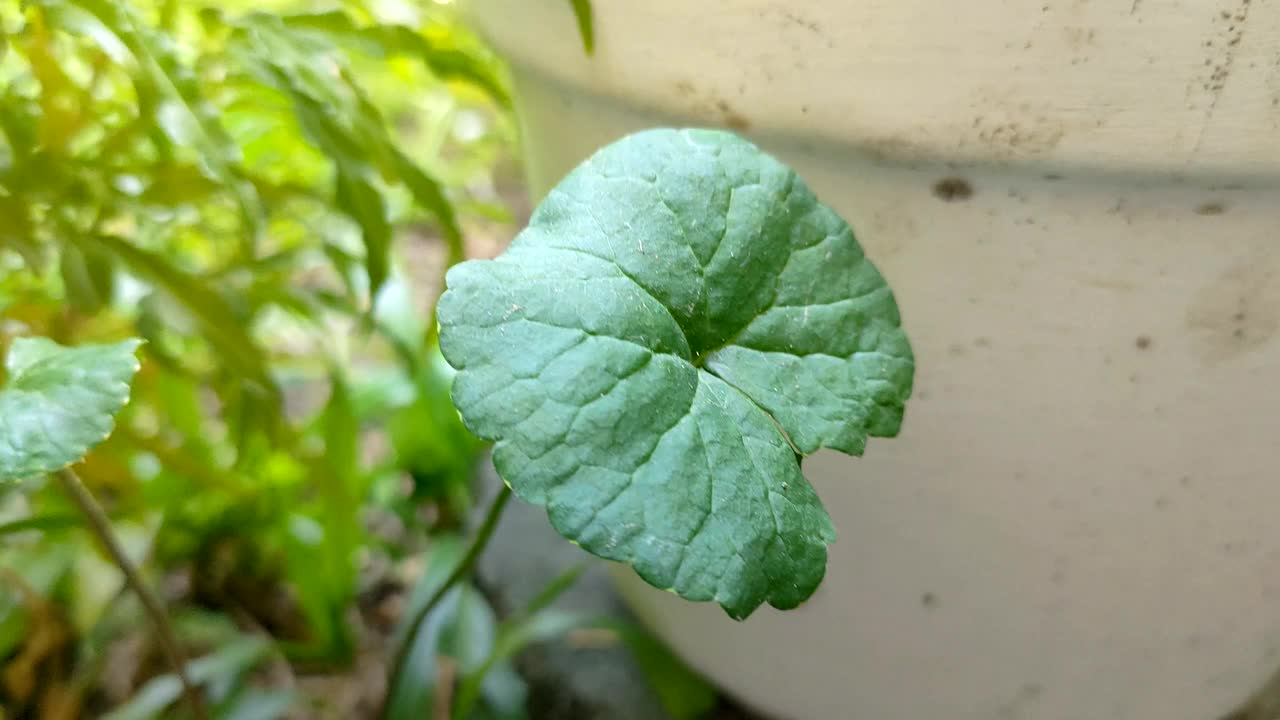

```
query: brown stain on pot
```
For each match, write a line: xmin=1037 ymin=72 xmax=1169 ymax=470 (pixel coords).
xmin=1193 ymin=0 xmax=1253 ymax=151
xmin=675 ymin=81 xmax=751 ymax=132
xmin=866 ymin=198 xmax=918 ymax=258
xmin=860 ymin=133 xmax=936 ymax=164
xmin=714 ymin=100 xmax=751 ymax=131
xmin=933 ymin=177 xmax=974 ymax=202
xmin=972 ymin=114 xmax=1067 ymax=155
xmin=965 ymin=88 xmax=1077 ymax=158
xmin=1187 ymin=251 xmax=1280 ymax=363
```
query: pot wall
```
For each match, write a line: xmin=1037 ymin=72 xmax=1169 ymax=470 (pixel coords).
xmin=462 ymin=2 xmax=1280 ymax=718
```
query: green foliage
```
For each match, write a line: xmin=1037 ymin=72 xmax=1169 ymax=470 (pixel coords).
xmin=0 ymin=0 xmax=832 ymax=714
xmin=0 ymin=337 xmax=141 ymax=482
xmin=0 ymin=0 xmax=511 ymax=712
xmin=451 ymin=563 xmax=716 ymax=720
xmin=384 ymin=536 xmax=526 ymax=720
xmin=438 ymin=128 xmax=915 ymax=619
xmin=103 ymin=636 xmax=277 ymax=720
xmin=451 ymin=564 xmax=584 ymax=719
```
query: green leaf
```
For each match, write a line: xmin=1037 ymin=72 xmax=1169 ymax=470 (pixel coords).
xmin=335 ymin=166 xmax=392 ymax=298
xmin=567 ymin=0 xmax=594 ymax=55
xmin=520 ymin=561 xmax=586 ymax=617
xmin=0 ymin=512 xmax=84 ymax=538
xmin=322 ymin=371 xmax=360 ymax=490
xmin=437 ymin=128 xmax=914 ymax=619
xmin=293 ymin=369 xmax=362 ymax=661
xmin=42 ymin=0 xmax=264 ymax=250
xmin=217 ymin=688 xmax=296 ymax=720
xmin=273 ymin=11 xmax=512 ymax=107
xmin=76 ymin=233 xmax=281 ymax=419
xmin=456 ymin=593 xmax=714 ymax=720
xmin=59 ymin=242 xmax=114 ymax=314
xmin=0 ymin=337 xmax=142 ymax=482
xmin=391 ymin=147 xmax=464 ymax=265
xmin=387 ymin=345 xmax=485 ymax=500
xmin=386 ymin=537 xmax=526 ymax=720
xmin=225 ymin=17 xmax=427 ymax=297
xmin=394 ymin=536 xmax=466 ymax=643
xmin=452 ymin=564 xmax=585 ymax=719
xmin=103 ymin=636 xmax=272 ymax=720
xmin=345 ymin=68 xmax=464 ymax=279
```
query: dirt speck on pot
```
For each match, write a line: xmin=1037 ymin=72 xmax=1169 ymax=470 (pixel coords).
xmin=674 ymin=82 xmax=751 ymax=132
xmin=997 ymin=682 xmax=1044 ymax=718
xmin=933 ymin=177 xmax=973 ymax=202
xmin=1187 ymin=252 xmax=1280 ymax=362
xmin=714 ymin=99 xmax=751 ymax=131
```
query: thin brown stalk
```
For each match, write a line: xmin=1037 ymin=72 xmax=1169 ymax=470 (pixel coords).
xmin=55 ymin=468 xmax=206 ymax=720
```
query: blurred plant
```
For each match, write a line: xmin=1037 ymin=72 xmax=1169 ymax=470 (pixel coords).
xmin=0 ymin=1 xmax=725 ymax=718
xmin=0 ymin=0 xmax=513 ymax=715
xmin=566 ymin=0 xmax=593 ymax=55
xmin=0 ymin=337 xmax=204 ymax=718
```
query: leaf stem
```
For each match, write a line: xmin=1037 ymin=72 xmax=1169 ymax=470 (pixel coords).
xmin=379 ymin=484 xmax=513 ymax=720
xmin=55 ymin=468 xmax=206 ymax=720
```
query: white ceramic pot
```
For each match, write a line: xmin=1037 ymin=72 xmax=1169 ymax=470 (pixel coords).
xmin=461 ymin=1 xmax=1280 ymax=718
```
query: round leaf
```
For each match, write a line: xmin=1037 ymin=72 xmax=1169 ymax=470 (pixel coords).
xmin=0 ymin=338 xmax=143 ymax=482
xmin=438 ymin=129 xmax=914 ymax=619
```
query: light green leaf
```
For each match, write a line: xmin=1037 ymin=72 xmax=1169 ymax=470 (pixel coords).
xmin=294 ymin=369 xmax=361 ymax=661
xmin=273 ymin=11 xmax=512 ymax=106
xmin=437 ymin=128 xmax=914 ymax=619
xmin=0 ymin=512 xmax=85 ymax=538
xmin=335 ymin=167 xmax=392 ymax=298
xmin=0 ymin=337 xmax=142 ymax=482
xmin=218 ymin=688 xmax=296 ymax=720
xmin=76 ymin=233 xmax=282 ymax=420
xmin=391 ymin=146 xmax=464 ymax=265
xmin=567 ymin=0 xmax=594 ymax=55
xmin=345 ymin=67 xmax=464 ymax=278
xmin=103 ymin=636 xmax=272 ymax=720
xmin=42 ymin=0 xmax=264 ymax=249
xmin=225 ymin=17 xmax=414 ymax=297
